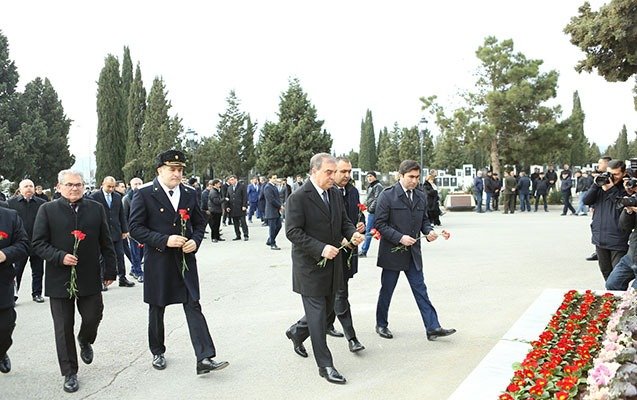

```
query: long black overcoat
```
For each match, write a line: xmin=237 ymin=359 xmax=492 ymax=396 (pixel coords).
xmin=0 ymin=207 xmax=29 ymax=308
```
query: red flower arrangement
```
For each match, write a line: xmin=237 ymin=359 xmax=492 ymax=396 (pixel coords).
xmin=356 ymin=203 xmax=367 ymax=223
xmin=0 ymin=231 xmax=8 ymax=240
xmin=178 ymin=209 xmax=190 ymax=278
xmin=499 ymin=290 xmax=618 ymax=400
xmin=68 ymin=230 xmax=86 ymax=299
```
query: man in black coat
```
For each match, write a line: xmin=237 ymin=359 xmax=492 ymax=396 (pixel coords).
xmin=7 ymin=179 xmax=46 ymax=302
xmin=263 ymin=173 xmax=283 ymax=250
xmin=129 ymin=150 xmax=228 ymax=375
xmin=284 ymin=153 xmax=364 ymax=385
xmin=32 ymin=169 xmax=117 ymax=393
xmin=226 ymin=175 xmax=249 ymax=241
xmin=325 ymin=157 xmax=366 ymax=353
xmin=90 ymin=176 xmax=135 ymax=288
xmin=374 ymin=160 xmax=455 ymax=341
xmin=0 ymin=206 xmax=29 ymax=374
xmin=122 ymin=177 xmax=144 ymax=282
xmin=207 ymin=179 xmax=225 ymax=243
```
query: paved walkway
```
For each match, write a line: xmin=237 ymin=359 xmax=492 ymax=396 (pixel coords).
xmin=1 ymin=207 xmax=605 ymax=399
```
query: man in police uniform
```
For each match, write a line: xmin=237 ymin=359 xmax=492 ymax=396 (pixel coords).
xmin=129 ymin=150 xmax=228 ymax=375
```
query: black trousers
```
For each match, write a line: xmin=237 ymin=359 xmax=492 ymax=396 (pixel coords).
xmin=596 ymin=246 xmax=627 ymax=281
xmin=328 ymin=277 xmax=356 ymax=340
xmin=50 ymin=294 xmax=104 ymax=376
xmin=288 ymin=294 xmax=335 ymax=368
xmin=0 ymin=307 xmax=16 ymax=357
xmin=15 ymin=253 xmax=44 ymax=297
xmin=100 ymin=239 xmax=126 ymax=280
xmin=232 ymin=216 xmax=249 ymax=238
xmin=535 ymin=194 xmax=548 ymax=211
xmin=210 ymin=212 xmax=222 ymax=240
xmin=148 ymin=297 xmax=216 ymax=362
xmin=266 ymin=217 xmax=282 ymax=246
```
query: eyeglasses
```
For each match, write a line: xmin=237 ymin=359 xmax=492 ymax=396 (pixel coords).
xmin=62 ymin=183 xmax=84 ymax=189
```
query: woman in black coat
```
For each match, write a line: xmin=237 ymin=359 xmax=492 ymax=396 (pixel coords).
xmin=422 ymin=175 xmax=442 ymax=226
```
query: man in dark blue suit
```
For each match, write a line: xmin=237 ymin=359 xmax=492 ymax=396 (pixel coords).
xmin=0 ymin=206 xmax=29 ymax=374
xmin=129 ymin=150 xmax=228 ymax=375
xmin=91 ymin=176 xmax=135 ymax=288
xmin=263 ymin=173 xmax=283 ymax=250
xmin=374 ymin=160 xmax=456 ymax=341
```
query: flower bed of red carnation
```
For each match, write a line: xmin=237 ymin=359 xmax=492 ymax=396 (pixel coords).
xmin=499 ymin=290 xmax=618 ymax=400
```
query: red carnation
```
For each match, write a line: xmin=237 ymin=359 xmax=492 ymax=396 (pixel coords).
xmin=0 ymin=231 xmax=8 ymax=240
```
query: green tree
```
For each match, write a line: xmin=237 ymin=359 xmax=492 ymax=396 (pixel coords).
xmin=210 ymin=90 xmax=244 ymax=177
xmin=398 ymin=126 xmax=419 ymax=162
xmin=377 ymin=123 xmax=401 ymax=172
xmin=612 ymin=124 xmax=629 ymax=161
xmin=358 ymin=109 xmax=377 ymax=171
xmin=472 ymin=36 xmax=560 ymax=175
xmin=240 ymin=115 xmax=257 ymax=177
xmin=123 ymin=63 xmax=146 ymax=181
xmin=376 ymin=127 xmax=388 ymax=159
xmin=96 ymin=54 xmax=126 ymax=182
xmin=120 ymin=46 xmax=133 ymax=150
xmin=138 ymin=77 xmax=182 ymax=180
xmin=0 ymin=30 xmax=22 ymax=175
xmin=256 ymin=78 xmax=331 ymax=177
xmin=587 ymin=142 xmax=602 ymax=162
xmin=21 ymin=77 xmax=74 ymax=187
xmin=567 ymin=91 xmax=588 ymax=165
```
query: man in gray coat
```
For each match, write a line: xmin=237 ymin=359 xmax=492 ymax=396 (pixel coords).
xmin=374 ymin=160 xmax=455 ymax=341
xmin=284 ymin=153 xmax=364 ymax=385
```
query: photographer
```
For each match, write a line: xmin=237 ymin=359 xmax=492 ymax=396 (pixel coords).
xmin=583 ymin=159 xmax=630 ymax=280
xmin=605 ymin=179 xmax=637 ymax=290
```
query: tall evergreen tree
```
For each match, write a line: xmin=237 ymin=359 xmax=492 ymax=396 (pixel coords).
xmin=138 ymin=77 xmax=182 ymax=180
xmin=587 ymin=142 xmax=602 ymax=162
xmin=0 ymin=30 xmax=22 ymax=172
xmin=211 ymin=90 xmax=244 ymax=177
xmin=256 ymin=78 xmax=331 ymax=177
xmin=377 ymin=123 xmax=401 ymax=172
xmin=120 ymin=46 xmax=133 ymax=152
xmin=614 ymin=124 xmax=629 ymax=161
xmin=96 ymin=54 xmax=126 ymax=182
xmin=568 ymin=91 xmax=588 ymax=165
xmin=20 ymin=78 xmax=74 ymax=187
xmin=123 ymin=63 xmax=146 ymax=181
xmin=376 ymin=128 xmax=387 ymax=160
xmin=398 ymin=126 xmax=420 ymax=162
xmin=240 ymin=115 xmax=257 ymax=177
xmin=358 ymin=109 xmax=377 ymax=171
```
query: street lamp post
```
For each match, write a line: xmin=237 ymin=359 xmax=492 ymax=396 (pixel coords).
xmin=418 ymin=117 xmax=428 ymax=183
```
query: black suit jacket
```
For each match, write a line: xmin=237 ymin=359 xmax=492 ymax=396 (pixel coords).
xmin=263 ymin=182 xmax=282 ymax=219
xmin=129 ymin=179 xmax=206 ymax=306
xmin=375 ymin=182 xmax=433 ymax=272
xmin=32 ymin=197 xmax=117 ymax=298
xmin=227 ymin=183 xmax=248 ymax=217
xmin=335 ymin=182 xmax=364 ymax=279
xmin=7 ymin=195 xmax=46 ymax=240
xmin=0 ymin=207 xmax=29 ymax=309
xmin=285 ymin=180 xmax=357 ymax=297
xmin=90 ymin=190 xmax=128 ymax=241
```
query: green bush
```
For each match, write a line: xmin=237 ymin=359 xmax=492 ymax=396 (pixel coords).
xmin=547 ymin=190 xmax=562 ymax=205
xmin=439 ymin=188 xmax=449 ymax=204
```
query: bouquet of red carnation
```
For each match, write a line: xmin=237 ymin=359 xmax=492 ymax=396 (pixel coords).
xmin=178 ymin=209 xmax=190 ymax=278
xmin=0 ymin=231 xmax=8 ymax=240
xmin=68 ymin=230 xmax=86 ymax=298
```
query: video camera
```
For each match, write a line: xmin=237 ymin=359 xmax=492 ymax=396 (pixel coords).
xmin=617 ymin=158 xmax=637 ymax=207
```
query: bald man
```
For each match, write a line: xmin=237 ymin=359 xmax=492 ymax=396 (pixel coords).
xmin=8 ymin=179 xmax=47 ymax=302
xmin=90 ymin=177 xmax=135 ymax=288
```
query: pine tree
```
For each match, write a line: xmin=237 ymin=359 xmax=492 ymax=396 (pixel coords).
xmin=614 ymin=124 xmax=629 ymax=161
xmin=376 ymin=127 xmax=387 ymax=161
xmin=96 ymin=54 xmax=126 ymax=182
xmin=120 ymin=46 xmax=133 ymax=152
xmin=587 ymin=142 xmax=602 ymax=162
xmin=377 ymin=123 xmax=401 ymax=172
xmin=123 ymin=63 xmax=146 ymax=181
xmin=567 ymin=91 xmax=588 ymax=166
xmin=0 ymin=30 xmax=22 ymax=174
xmin=398 ymin=126 xmax=420 ymax=162
xmin=139 ymin=77 xmax=182 ymax=180
xmin=256 ymin=78 xmax=331 ymax=177
xmin=358 ymin=109 xmax=377 ymax=171
xmin=211 ymin=90 xmax=244 ymax=177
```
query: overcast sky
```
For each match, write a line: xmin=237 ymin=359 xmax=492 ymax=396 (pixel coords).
xmin=2 ymin=0 xmax=635 ymax=175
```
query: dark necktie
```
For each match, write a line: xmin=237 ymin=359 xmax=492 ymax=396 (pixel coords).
xmin=340 ymin=188 xmax=346 ymax=197
xmin=70 ymin=203 xmax=78 ymax=213
xmin=321 ymin=191 xmax=330 ymax=207
xmin=168 ymin=190 xmax=174 ymax=197
xmin=406 ymin=189 xmax=413 ymax=203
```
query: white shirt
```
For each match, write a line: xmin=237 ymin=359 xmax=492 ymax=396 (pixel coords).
xmin=309 ymin=177 xmax=328 ymax=201
xmin=158 ymin=181 xmax=180 ymax=211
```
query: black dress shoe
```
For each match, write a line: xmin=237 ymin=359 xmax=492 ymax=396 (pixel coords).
xmin=212 ymin=239 xmax=218 ymax=243
xmin=348 ymin=338 xmax=365 ymax=353
xmin=152 ymin=354 xmax=166 ymax=370
xmin=196 ymin=357 xmax=229 ymax=375
xmin=376 ymin=326 xmax=393 ymax=339
xmin=102 ymin=284 xmax=108 ymax=292
xmin=119 ymin=278 xmax=135 ymax=287
xmin=285 ymin=329 xmax=308 ymax=358
xmin=426 ymin=327 xmax=457 ymax=341
xmin=327 ymin=326 xmax=344 ymax=337
xmin=232 ymin=237 xmax=241 ymax=241
xmin=33 ymin=295 xmax=45 ymax=303
xmin=318 ymin=366 xmax=346 ymax=384
xmin=244 ymin=237 xmax=249 ymax=241
xmin=0 ymin=354 xmax=10 ymax=373
xmin=79 ymin=342 xmax=93 ymax=364
xmin=270 ymin=245 xmax=281 ymax=250
xmin=586 ymin=252 xmax=598 ymax=261
xmin=63 ymin=374 xmax=79 ymax=393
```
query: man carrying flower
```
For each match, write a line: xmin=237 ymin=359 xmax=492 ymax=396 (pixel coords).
xmin=128 ymin=149 xmax=228 ymax=375
xmin=32 ymin=169 xmax=117 ymax=393
xmin=374 ymin=160 xmax=455 ymax=341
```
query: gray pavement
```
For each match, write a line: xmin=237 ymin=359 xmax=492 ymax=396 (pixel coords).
xmin=1 ymin=207 xmax=605 ymax=399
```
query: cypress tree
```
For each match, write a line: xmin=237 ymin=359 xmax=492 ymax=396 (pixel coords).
xmin=96 ymin=54 xmax=126 ymax=182
xmin=358 ymin=109 xmax=377 ymax=171
xmin=398 ymin=126 xmax=420 ymax=162
xmin=211 ymin=90 xmax=244 ymax=177
xmin=240 ymin=114 xmax=257 ymax=177
xmin=614 ymin=125 xmax=629 ymax=161
xmin=377 ymin=123 xmax=401 ymax=172
xmin=0 ymin=30 xmax=22 ymax=174
xmin=123 ymin=63 xmax=146 ymax=181
xmin=568 ymin=91 xmax=588 ymax=165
